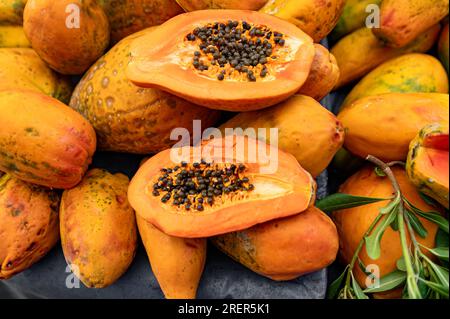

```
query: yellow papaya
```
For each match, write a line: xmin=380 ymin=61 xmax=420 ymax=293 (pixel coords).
xmin=0 ymin=26 xmax=30 ymax=48
xmin=332 ymin=25 xmax=441 ymax=88
xmin=406 ymin=123 xmax=449 ymax=209
xmin=0 ymin=0 xmax=27 ymax=25
xmin=342 ymin=53 xmax=449 ymax=108
xmin=260 ymin=0 xmax=346 ymax=42
xmin=219 ymin=95 xmax=345 ymax=177
xmin=373 ymin=0 xmax=449 ymax=48
xmin=60 ymin=169 xmax=137 ymax=288
xmin=338 ymin=93 xmax=449 ymax=161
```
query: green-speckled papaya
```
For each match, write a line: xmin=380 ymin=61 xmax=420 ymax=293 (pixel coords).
xmin=70 ymin=27 xmax=221 ymax=154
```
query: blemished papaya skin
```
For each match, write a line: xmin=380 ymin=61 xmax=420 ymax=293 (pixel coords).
xmin=338 ymin=93 xmax=449 ymax=162
xmin=329 ymin=0 xmax=382 ymax=42
xmin=128 ymin=136 xmax=317 ymax=238
xmin=98 ymin=0 xmax=184 ymax=44
xmin=126 ymin=10 xmax=316 ymax=112
xmin=70 ymin=27 xmax=221 ymax=155
xmin=137 ymin=215 xmax=206 ymax=299
xmin=23 ymin=0 xmax=110 ymax=75
xmin=298 ymin=44 xmax=340 ymax=101
xmin=0 ymin=89 xmax=97 ymax=189
xmin=0 ymin=48 xmax=73 ymax=104
xmin=176 ymin=0 xmax=267 ymax=11
xmin=333 ymin=166 xmax=440 ymax=294
xmin=342 ymin=53 xmax=449 ymax=108
xmin=212 ymin=206 xmax=338 ymax=281
xmin=0 ymin=0 xmax=27 ymax=25
xmin=219 ymin=95 xmax=345 ymax=178
xmin=332 ymin=25 xmax=441 ymax=88
xmin=373 ymin=0 xmax=449 ymax=48
xmin=60 ymin=169 xmax=137 ymax=288
xmin=260 ymin=0 xmax=346 ymax=42
xmin=439 ymin=23 xmax=449 ymax=74
xmin=0 ymin=174 xmax=60 ymax=279
xmin=406 ymin=123 xmax=449 ymax=209
xmin=0 ymin=26 xmax=30 ymax=48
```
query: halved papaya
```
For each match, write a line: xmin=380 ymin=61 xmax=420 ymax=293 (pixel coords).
xmin=128 ymin=136 xmax=316 ymax=238
xmin=406 ymin=123 xmax=449 ymax=209
xmin=126 ymin=10 xmax=315 ymax=111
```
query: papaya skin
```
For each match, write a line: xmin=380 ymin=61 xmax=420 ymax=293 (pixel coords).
xmin=342 ymin=53 xmax=449 ymax=108
xmin=128 ymin=136 xmax=317 ymax=238
xmin=0 ymin=174 xmax=60 ymax=279
xmin=373 ymin=0 xmax=449 ymax=48
xmin=332 ymin=25 xmax=441 ymax=88
xmin=98 ymin=0 xmax=183 ymax=44
xmin=406 ymin=123 xmax=449 ymax=209
xmin=0 ymin=26 xmax=30 ymax=48
xmin=137 ymin=215 xmax=206 ymax=299
xmin=220 ymin=95 xmax=345 ymax=178
xmin=298 ymin=44 xmax=340 ymax=101
xmin=23 ymin=0 xmax=110 ymax=75
xmin=261 ymin=0 xmax=346 ymax=42
xmin=60 ymin=169 xmax=137 ymax=288
xmin=176 ymin=0 xmax=267 ymax=11
xmin=329 ymin=0 xmax=383 ymax=42
xmin=0 ymin=89 xmax=97 ymax=189
xmin=338 ymin=93 xmax=449 ymax=161
xmin=0 ymin=48 xmax=73 ymax=104
xmin=70 ymin=27 xmax=221 ymax=155
xmin=212 ymin=206 xmax=338 ymax=281
xmin=439 ymin=23 xmax=449 ymax=74
xmin=0 ymin=0 xmax=27 ymax=25
xmin=126 ymin=10 xmax=316 ymax=112
xmin=333 ymin=166 xmax=440 ymax=294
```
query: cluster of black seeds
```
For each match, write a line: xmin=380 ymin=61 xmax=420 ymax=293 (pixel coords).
xmin=185 ymin=20 xmax=286 ymax=81
xmin=152 ymin=160 xmax=254 ymax=212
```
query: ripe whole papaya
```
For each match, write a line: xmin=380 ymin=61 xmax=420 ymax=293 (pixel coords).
xmin=0 ymin=174 xmax=60 ymax=279
xmin=0 ymin=26 xmax=30 ymax=48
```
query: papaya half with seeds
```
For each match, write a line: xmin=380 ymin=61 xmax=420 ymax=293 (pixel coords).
xmin=260 ymin=0 xmax=346 ymax=42
xmin=439 ymin=23 xmax=449 ymax=74
xmin=98 ymin=0 xmax=184 ymax=44
xmin=332 ymin=25 xmax=441 ymax=88
xmin=23 ymin=0 xmax=110 ymax=75
xmin=406 ymin=124 xmax=449 ymax=209
xmin=219 ymin=95 xmax=345 ymax=178
xmin=0 ymin=0 xmax=27 ymax=25
xmin=342 ymin=53 xmax=449 ymax=108
xmin=0 ymin=89 xmax=96 ymax=189
xmin=70 ymin=27 xmax=221 ymax=155
xmin=128 ymin=136 xmax=316 ymax=238
xmin=338 ymin=93 xmax=449 ymax=161
xmin=333 ymin=166 xmax=440 ymax=296
xmin=373 ymin=0 xmax=449 ymax=48
xmin=176 ymin=0 xmax=267 ymax=11
xmin=0 ymin=48 xmax=73 ymax=104
xmin=0 ymin=26 xmax=30 ymax=48
xmin=137 ymin=215 xmax=206 ymax=299
xmin=298 ymin=44 xmax=340 ymax=101
xmin=60 ymin=169 xmax=137 ymax=288
xmin=0 ymin=174 xmax=60 ymax=279
xmin=212 ymin=206 xmax=338 ymax=281
xmin=126 ymin=10 xmax=315 ymax=111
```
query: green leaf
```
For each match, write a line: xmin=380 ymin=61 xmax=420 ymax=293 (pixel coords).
xmin=418 ymin=278 xmax=449 ymax=298
xmin=327 ymin=266 xmax=349 ymax=299
xmin=396 ymin=257 xmax=407 ymax=272
xmin=435 ymin=228 xmax=449 ymax=248
xmin=421 ymin=246 xmax=449 ymax=262
xmin=406 ymin=275 xmax=422 ymax=299
xmin=404 ymin=198 xmax=449 ymax=233
xmin=365 ymin=209 xmax=398 ymax=260
xmin=351 ymin=273 xmax=369 ymax=299
xmin=422 ymin=254 xmax=449 ymax=288
xmin=379 ymin=194 xmax=401 ymax=215
xmin=406 ymin=209 xmax=428 ymax=238
xmin=316 ymin=193 xmax=389 ymax=213
xmin=419 ymin=192 xmax=442 ymax=209
xmin=417 ymin=262 xmax=430 ymax=299
xmin=363 ymin=270 xmax=406 ymax=293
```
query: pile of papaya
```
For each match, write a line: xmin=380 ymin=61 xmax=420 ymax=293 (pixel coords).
xmin=0 ymin=0 xmax=448 ymax=300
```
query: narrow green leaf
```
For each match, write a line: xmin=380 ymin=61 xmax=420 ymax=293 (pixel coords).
xmin=404 ymin=198 xmax=449 ymax=233
xmin=379 ymin=194 xmax=400 ymax=215
xmin=417 ymin=262 xmax=431 ymax=299
xmin=406 ymin=275 xmax=422 ymax=299
xmin=435 ymin=228 xmax=449 ymax=248
xmin=419 ymin=192 xmax=441 ymax=209
xmin=406 ymin=209 xmax=428 ymax=238
xmin=363 ymin=270 xmax=406 ymax=293
xmin=418 ymin=278 xmax=449 ymax=298
xmin=422 ymin=254 xmax=449 ymax=288
xmin=327 ymin=266 xmax=349 ymax=299
xmin=396 ymin=257 xmax=407 ymax=272
xmin=357 ymin=258 xmax=370 ymax=275
xmin=365 ymin=210 xmax=398 ymax=260
xmin=421 ymin=245 xmax=449 ymax=262
xmin=351 ymin=273 xmax=369 ymax=299
xmin=391 ymin=213 xmax=399 ymax=231
xmin=316 ymin=193 xmax=389 ymax=213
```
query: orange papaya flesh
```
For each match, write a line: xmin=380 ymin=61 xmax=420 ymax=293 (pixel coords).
xmin=128 ymin=136 xmax=316 ymax=238
xmin=126 ymin=10 xmax=315 ymax=111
